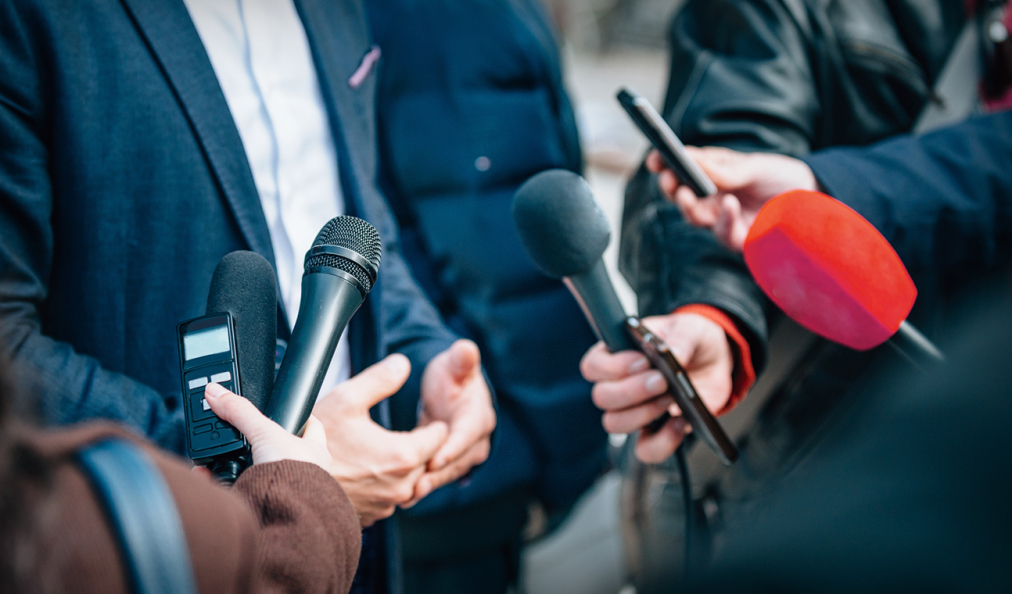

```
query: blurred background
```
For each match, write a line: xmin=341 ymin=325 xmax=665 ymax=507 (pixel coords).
xmin=520 ymin=2 xmax=683 ymax=593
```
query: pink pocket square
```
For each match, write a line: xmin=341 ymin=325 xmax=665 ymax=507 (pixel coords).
xmin=348 ymin=45 xmax=381 ymax=89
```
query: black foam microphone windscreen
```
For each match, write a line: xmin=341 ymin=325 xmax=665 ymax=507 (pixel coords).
xmin=512 ymin=169 xmax=635 ymax=351
xmin=512 ymin=169 xmax=612 ymax=278
xmin=205 ymin=251 xmax=278 ymax=412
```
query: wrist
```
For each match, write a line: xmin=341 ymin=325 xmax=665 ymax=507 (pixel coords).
xmin=673 ymin=304 xmax=756 ymax=414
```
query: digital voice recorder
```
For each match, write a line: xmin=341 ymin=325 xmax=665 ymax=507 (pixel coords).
xmin=177 ymin=312 xmax=249 ymax=478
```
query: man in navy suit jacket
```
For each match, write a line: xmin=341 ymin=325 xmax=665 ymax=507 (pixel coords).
xmin=0 ymin=1 xmax=495 ymax=591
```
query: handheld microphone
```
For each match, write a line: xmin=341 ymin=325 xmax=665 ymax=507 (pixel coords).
xmin=743 ymin=189 xmax=944 ymax=368
xmin=178 ymin=251 xmax=278 ymax=483
xmin=512 ymin=169 xmax=738 ymax=465
xmin=266 ymin=216 xmax=382 ymax=436
xmin=206 ymin=251 xmax=278 ymax=412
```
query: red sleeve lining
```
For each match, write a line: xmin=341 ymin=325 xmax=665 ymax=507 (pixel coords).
xmin=673 ymin=304 xmax=756 ymax=415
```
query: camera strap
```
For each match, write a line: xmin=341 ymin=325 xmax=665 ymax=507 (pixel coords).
xmin=77 ymin=439 xmax=197 ymax=594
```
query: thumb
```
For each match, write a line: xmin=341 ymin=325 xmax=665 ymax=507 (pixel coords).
xmin=204 ymin=382 xmax=280 ymax=444
xmin=446 ymin=339 xmax=481 ymax=384
xmin=336 ymin=354 xmax=412 ymax=411
xmin=715 ymin=195 xmax=748 ymax=253
xmin=687 ymin=146 xmax=741 ymax=190
xmin=725 ymin=195 xmax=750 ymax=252
xmin=302 ymin=414 xmax=328 ymax=447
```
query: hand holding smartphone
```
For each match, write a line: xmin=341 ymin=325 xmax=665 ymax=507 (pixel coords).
xmin=617 ymin=87 xmax=717 ymax=198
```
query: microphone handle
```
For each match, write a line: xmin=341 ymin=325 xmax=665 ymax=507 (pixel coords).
xmin=267 ymin=272 xmax=364 ymax=435
xmin=564 ymin=260 xmax=671 ymax=432
xmin=564 ymin=260 xmax=637 ymax=352
xmin=888 ymin=320 xmax=946 ymax=371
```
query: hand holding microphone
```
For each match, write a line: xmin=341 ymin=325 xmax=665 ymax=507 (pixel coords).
xmin=513 ymin=170 xmax=738 ymax=465
xmin=655 ymin=144 xmax=945 ymax=365
xmin=579 ymin=312 xmax=735 ymax=463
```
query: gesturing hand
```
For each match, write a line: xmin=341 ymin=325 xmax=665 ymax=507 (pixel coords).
xmin=647 ymin=147 xmax=818 ymax=252
xmin=311 ymin=354 xmax=449 ymax=526
xmin=580 ymin=312 xmax=733 ymax=463
xmin=406 ymin=339 xmax=496 ymax=506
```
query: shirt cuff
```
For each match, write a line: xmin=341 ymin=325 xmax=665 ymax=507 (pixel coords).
xmin=673 ymin=304 xmax=756 ymax=415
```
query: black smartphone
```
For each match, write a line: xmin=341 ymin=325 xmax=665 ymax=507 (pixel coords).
xmin=625 ymin=317 xmax=738 ymax=466
xmin=617 ymin=87 xmax=717 ymax=198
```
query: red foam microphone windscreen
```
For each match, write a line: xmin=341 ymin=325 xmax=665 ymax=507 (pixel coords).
xmin=743 ymin=190 xmax=916 ymax=350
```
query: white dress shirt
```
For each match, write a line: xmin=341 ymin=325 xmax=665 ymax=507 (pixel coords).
xmin=184 ymin=0 xmax=351 ymax=393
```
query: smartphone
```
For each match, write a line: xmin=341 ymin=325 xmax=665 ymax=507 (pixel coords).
xmin=617 ymin=87 xmax=717 ymax=198
xmin=625 ymin=317 xmax=738 ymax=466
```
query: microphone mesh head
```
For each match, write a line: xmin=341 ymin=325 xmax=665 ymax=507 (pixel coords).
xmin=305 ymin=216 xmax=382 ymax=293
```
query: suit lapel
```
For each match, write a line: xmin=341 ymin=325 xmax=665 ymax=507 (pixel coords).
xmin=294 ymin=0 xmax=384 ymax=374
xmin=119 ymin=0 xmax=275 ymax=264
xmin=293 ymin=0 xmax=375 ymax=217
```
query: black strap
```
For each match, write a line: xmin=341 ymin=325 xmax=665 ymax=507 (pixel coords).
xmin=77 ymin=439 xmax=197 ymax=594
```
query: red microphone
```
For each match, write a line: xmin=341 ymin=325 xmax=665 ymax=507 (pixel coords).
xmin=743 ymin=190 xmax=944 ymax=367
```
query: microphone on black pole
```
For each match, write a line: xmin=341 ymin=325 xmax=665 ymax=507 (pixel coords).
xmin=512 ymin=169 xmax=738 ymax=465
xmin=266 ymin=216 xmax=382 ymax=436
xmin=742 ymin=189 xmax=944 ymax=369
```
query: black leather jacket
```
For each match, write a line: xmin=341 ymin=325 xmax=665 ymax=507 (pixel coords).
xmin=621 ymin=0 xmax=969 ymax=372
xmin=662 ymin=0 xmax=966 ymax=155
xmin=618 ymin=3 xmax=982 ymax=587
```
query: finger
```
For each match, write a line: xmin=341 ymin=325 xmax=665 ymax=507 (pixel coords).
xmin=591 ymin=369 xmax=668 ymax=412
xmin=674 ymin=186 xmax=718 ymax=227
xmin=723 ymin=195 xmax=750 ymax=253
xmin=645 ymin=150 xmax=665 ymax=173
xmin=714 ymin=194 xmax=746 ymax=252
xmin=657 ymin=170 xmax=680 ymax=199
xmin=430 ymin=401 xmax=493 ymax=470
xmin=204 ymin=382 xmax=281 ymax=444
xmin=406 ymin=439 xmax=491 ymax=506
xmin=687 ymin=146 xmax=741 ymax=189
xmin=191 ymin=466 xmax=214 ymax=480
xmin=397 ymin=420 xmax=450 ymax=467
xmin=321 ymin=354 xmax=411 ymax=411
xmin=302 ymin=414 xmax=328 ymax=447
xmin=446 ymin=339 xmax=481 ymax=383
xmin=640 ymin=313 xmax=711 ymax=370
xmin=580 ymin=342 xmax=650 ymax=382
xmin=600 ymin=395 xmax=674 ymax=434
xmin=635 ymin=417 xmax=689 ymax=464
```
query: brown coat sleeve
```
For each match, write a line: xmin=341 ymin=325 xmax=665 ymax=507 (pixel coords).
xmin=16 ymin=422 xmax=361 ymax=594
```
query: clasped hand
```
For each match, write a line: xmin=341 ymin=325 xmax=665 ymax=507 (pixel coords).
xmin=311 ymin=339 xmax=495 ymax=526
